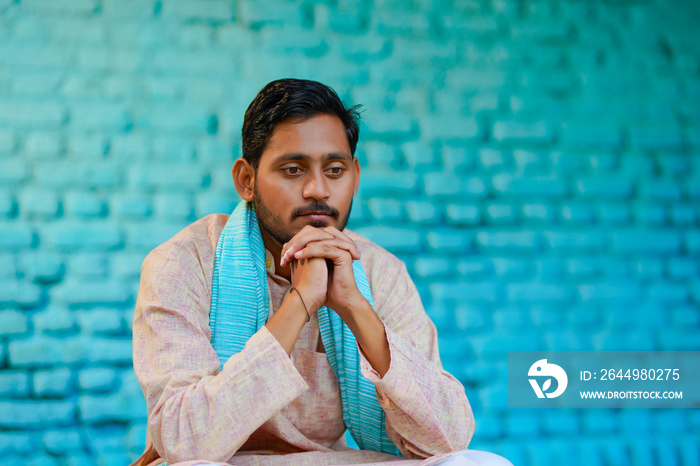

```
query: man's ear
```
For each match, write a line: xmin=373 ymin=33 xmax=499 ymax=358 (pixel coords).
xmin=352 ymin=156 xmax=361 ymax=195
xmin=232 ymin=158 xmax=255 ymax=202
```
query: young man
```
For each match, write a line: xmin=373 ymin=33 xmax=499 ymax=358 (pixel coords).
xmin=132 ymin=79 xmax=511 ymax=466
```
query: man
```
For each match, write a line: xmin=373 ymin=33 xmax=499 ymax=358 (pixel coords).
xmin=132 ymin=79 xmax=511 ymax=466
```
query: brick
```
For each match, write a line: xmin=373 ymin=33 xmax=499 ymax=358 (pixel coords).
xmin=477 ymin=148 xmax=506 ymax=170
xmin=360 ymin=171 xmax=418 ymax=196
xmin=656 ymin=154 xmax=690 ymax=175
xmin=52 ymin=280 xmax=131 ymax=307
xmin=611 ymin=230 xmax=681 ymax=254
xmin=33 ymin=368 xmax=72 ymax=396
xmin=491 ymin=258 xmax=530 ymax=279
xmin=33 ymin=306 xmax=76 ymax=334
xmin=638 ymin=178 xmax=683 ymax=201
xmin=129 ymin=164 xmax=206 ymax=190
xmin=126 ymin=423 xmax=148 ymax=455
xmin=78 ymin=367 xmax=118 ymax=393
xmin=0 ymin=191 xmax=16 ymax=217
xmin=69 ymin=103 xmax=130 ymax=131
xmin=475 ymin=231 xmax=539 ymax=251
xmin=401 ymin=142 xmax=436 ymax=169
xmin=560 ymin=203 xmax=594 ymax=224
xmin=0 ymin=401 xmax=75 ymax=428
xmin=544 ymin=231 xmax=605 ymax=251
xmin=619 ymin=412 xmax=653 ymax=434
xmin=42 ymin=430 xmax=83 ymax=455
xmin=152 ymin=136 xmax=197 ymax=161
xmin=0 ymin=433 xmax=33 ymax=455
xmin=507 ymin=283 xmax=570 ymax=301
xmin=0 ymin=310 xmax=29 ymax=336
xmin=362 ymin=113 xmax=417 ymax=141
xmin=43 ymin=222 xmax=123 ymax=250
xmin=19 ymin=189 xmax=61 ymax=218
xmin=0 ymin=254 xmax=16 ymax=279
xmin=586 ymin=153 xmax=618 ymax=172
xmin=670 ymin=204 xmax=697 ymax=226
xmin=0 ymin=281 xmax=42 ymax=307
xmin=89 ymin=338 xmax=134 ymax=364
xmin=125 ymin=222 xmax=188 ymax=251
xmin=634 ymin=259 xmax=664 ymax=278
xmin=79 ymin=391 xmax=146 ymax=424
xmin=442 ymin=15 xmax=499 ymax=36
xmin=671 ymin=306 xmax=700 ymax=326
xmin=430 ymin=282 xmax=498 ymax=302
xmin=367 ymin=198 xmax=404 ymax=222
xmin=426 ymin=230 xmax=471 ymax=253
xmin=686 ymin=231 xmax=700 ymax=253
xmin=0 ymin=101 xmax=67 ymax=127
xmin=76 ymin=309 xmax=124 ymax=334
xmin=64 ymin=192 xmax=106 ymax=218
xmin=632 ymin=203 xmax=666 ymax=225
xmin=405 ymin=201 xmax=440 ymax=224
xmin=579 ymin=283 xmax=641 ymax=301
xmin=506 ymin=413 xmax=540 ymax=436
xmin=667 ymin=258 xmax=697 ymax=278
xmin=485 ymin=203 xmax=516 ymax=224
xmin=492 ymin=120 xmax=552 ymax=143
xmin=353 ymin=226 xmax=422 ymax=253
xmin=492 ymin=174 xmax=568 ymax=197
xmin=646 ymin=282 xmax=689 ymax=302
xmin=441 ymin=146 xmax=474 ymax=171
xmin=66 ymin=253 xmax=107 ymax=280
xmin=362 ymin=143 xmax=400 ymax=168
xmin=560 ymin=121 xmax=622 ymax=147
xmin=423 ymin=174 xmax=487 ymax=198
xmin=412 ymin=257 xmax=452 ymax=279
xmin=111 ymin=193 xmax=152 ymax=218
xmin=575 ymin=177 xmax=634 ymax=198
xmin=628 ymin=125 xmax=683 ymax=149
xmin=445 ymin=204 xmax=481 ymax=226
xmin=0 ymin=371 xmax=29 ymax=397
xmin=195 ymin=193 xmax=237 ymax=218
xmin=596 ymin=203 xmax=631 ymax=225
xmin=109 ymin=134 xmax=151 ymax=159
xmin=521 ymin=203 xmax=553 ymax=222
xmin=112 ymin=252 xmax=146 ymax=279
xmin=24 ymin=132 xmax=65 ymax=158
xmin=22 ymin=0 xmax=96 ymax=13
xmin=239 ymin=0 xmax=303 ymax=28
xmin=161 ymin=0 xmax=233 ymax=20
xmin=20 ymin=252 xmax=64 ymax=283
xmin=421 ymin=115 xmax=481 ymax=141
xmin=471 ymin=333 xmax=540 ymax=358
xmin=10 ymin=337 xmax=86 ymax=367
xmin=447 ymin=68 xmax=508 ymax=91
xmin=0 ymin=129 xmax=16 ymax=153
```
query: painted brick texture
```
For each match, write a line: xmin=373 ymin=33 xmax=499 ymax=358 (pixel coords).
xmin=0 ymin=0 xmax=699 ymax=464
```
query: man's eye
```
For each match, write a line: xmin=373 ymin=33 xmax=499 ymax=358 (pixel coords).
xmin=326 ymin=167 xmax=344 ymax=175
xmin=283 ymin=167 xmax=301 ymax=175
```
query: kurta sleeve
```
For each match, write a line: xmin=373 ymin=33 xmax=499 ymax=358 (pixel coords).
xmin=132 ymin=230 xmax=308 ymax=463
xmin=356 ymin=242 xmax=475 ymax=459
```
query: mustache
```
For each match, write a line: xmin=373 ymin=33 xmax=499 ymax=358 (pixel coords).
xmin=292 ymin=202 xmax=339 ymax=219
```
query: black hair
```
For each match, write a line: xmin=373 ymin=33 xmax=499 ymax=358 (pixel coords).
xmin=241 ymin=78 xmax=362 ymax=170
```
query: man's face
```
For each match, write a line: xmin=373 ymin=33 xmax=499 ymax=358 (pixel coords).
xmin=252 ymin=113 xmax=359 ymax=247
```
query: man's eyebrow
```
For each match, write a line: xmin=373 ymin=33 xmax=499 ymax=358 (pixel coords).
xmin=275 ymin=152 xmax=353 ymax=163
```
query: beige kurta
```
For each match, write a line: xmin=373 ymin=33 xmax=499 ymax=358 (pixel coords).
xmin=131 ymin=214 xmax=475 ymax=466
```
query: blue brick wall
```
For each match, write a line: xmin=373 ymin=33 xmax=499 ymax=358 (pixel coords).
xmin=1 ymin=0 xmax=699 ymax=464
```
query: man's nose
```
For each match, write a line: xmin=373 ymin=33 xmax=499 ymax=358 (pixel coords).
xmin=302 ymin=169 xmax=330 ymax=201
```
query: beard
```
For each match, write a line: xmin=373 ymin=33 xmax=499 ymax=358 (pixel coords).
xmin=253 ymin=185 xmax=353 ymax=247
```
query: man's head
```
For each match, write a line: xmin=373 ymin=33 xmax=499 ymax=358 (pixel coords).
xmin=233 ymin=79 xmax=362 ymax=248
xmin=241 ymin=79 xmax=361 ymax=171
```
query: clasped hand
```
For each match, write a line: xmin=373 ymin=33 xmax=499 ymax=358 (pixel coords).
xmin=280 ymin=225 xmax=364 ymax=318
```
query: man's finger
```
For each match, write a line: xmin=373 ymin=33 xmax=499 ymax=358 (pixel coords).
xmin=282 ymin=228 xmax=359 ymax=265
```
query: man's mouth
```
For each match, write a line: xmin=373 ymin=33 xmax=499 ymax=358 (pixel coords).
xmin=292 ymin=204 xmax=339 ymax=221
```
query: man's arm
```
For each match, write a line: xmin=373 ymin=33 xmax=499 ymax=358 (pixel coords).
xmin=282 ymin=227 xmax=475 ymax=458
xmin=133 ymin=241 xmax=309 ymax=463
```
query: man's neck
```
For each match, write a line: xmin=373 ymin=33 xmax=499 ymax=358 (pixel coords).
xmin=259 ymin=228 xmax=292 ymax=280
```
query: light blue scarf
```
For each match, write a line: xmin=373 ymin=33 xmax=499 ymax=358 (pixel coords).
xmin=210 ymin=201 xmax=400 ymax=456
